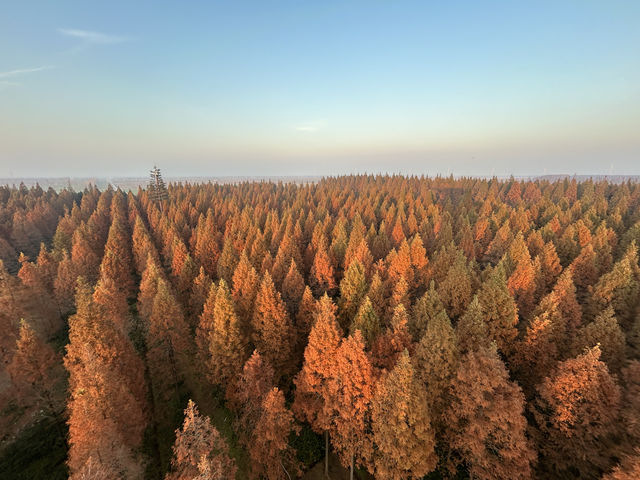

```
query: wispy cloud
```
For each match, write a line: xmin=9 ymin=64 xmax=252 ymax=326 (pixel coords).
xmin=58 ymin=28 xmax=129 ymax=44
xmin=295 ymin=125 xmax=320 ymax=132
xmin=0 ymin=81 xmax=21 ymax=90
xmin=0 ymin=66 xmax=53 ymax=79
xmin=294 ymin=120 xmax=326 ymax=133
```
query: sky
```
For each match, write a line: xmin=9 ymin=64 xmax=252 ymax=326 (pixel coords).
xmin=0 ymin=1 xmax=639 ymax=178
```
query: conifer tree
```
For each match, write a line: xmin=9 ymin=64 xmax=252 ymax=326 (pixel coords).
xmin=602 ymin=452 xmax=640 ymax=480
xmin=589 ymin=243 xmax=639 ymax=327
xmin=231 ymin=251 xmax=259 ymax=335
xmin=621 ymin=361 xmax=640 ymax=448
xmin=532 ymin=346 xmax=621 ymax=478
xmin=338 ymin=259 xmax=368 ymax=329
xmin=101 ymin=214 xmax=134 ymax=297
xmin=189 ymin=266 xmax=213 ymax=324
xmin=455 ymin=296 xmax=491 ymax=355
xmin=166 ymin=400 xmax=236 ymax=480
xmin=446 ymin=343 xmax=535 ymax=480
xmin=573 ymin=307 xmax=626 ymax=374
xmin=251 ymin=272 xmax=295 ymax=377
xmin=410 ymin=282 xmax=445 ymax=342
xmin=7 ymin=320 xmax=60 ymax=419
xmin=249 ymin=388 xmax=301 ymax=480
xmin=146 ymin=278 xmax=192 ymax=407
xmin=476 ymin=264 xmax=519 ymax=358
xmin=196 ymin=279 xmax=247 ymax=392
xmin=371 ymin=304 xmax=413 ymax=371
xmin=329 ymin=331 xmax=375 ymax=480
xmin=310 ymin=240 xmax=337 ymax=296
xmin=281 ymin=259 xmax=305 ymax=316
xmin=350 ymin=295 xmax=381 ymax=349
xmin=370 ymin=350 xmax=437 ymax=479
xmin=512 ymin=311 xmax=560 ymax=395
xmin=229 ymin=351 xmax=275 ymax=446
xmin=293 ymin=294 xmax=342 ymax=476
xmin=217 ymin=236 xmax=238 ymax=285
xmin=65 ymin=279 xmax=147 ymax=479
xmin=54 ymin=249 xmax=78 ymax=314
xmin=413 ymin=308 xmax=457 ymax=415
xmin=436 ymin=249 xmax=472 ymax=319
xmin=366 ymin=271 xmax=386 ymax=319
xmin=295 ymin=286 xmax=316 ymax=346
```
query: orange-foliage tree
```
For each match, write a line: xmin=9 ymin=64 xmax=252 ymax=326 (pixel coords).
xmin=446 ymin=343 xmax=535 ymax=480
xmin=370 ymin=350 xmax=437 ymax=479
xmin=249 ymin=388 xmax=301 ymax=480
xmin=166 ymin=400 xmax=236 ymax=480
xmin=532 ymin=346 xmax=621 ymax=479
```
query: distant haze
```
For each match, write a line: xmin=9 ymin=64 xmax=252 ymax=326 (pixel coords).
xmin=1 ymin=2 xmax=639 ymax=177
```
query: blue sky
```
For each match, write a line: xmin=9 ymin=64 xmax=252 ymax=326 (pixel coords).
xmin=0 ymin=1 xmax=639 ymax=177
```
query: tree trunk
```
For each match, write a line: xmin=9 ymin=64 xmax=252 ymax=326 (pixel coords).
xmin=350 ymin=453 xmax=354 ymax=480
xmin=325 ymin=430 xmax=329 ymax=477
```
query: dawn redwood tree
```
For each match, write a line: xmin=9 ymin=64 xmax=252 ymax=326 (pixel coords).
xmin=53 ymin=249 xmax=78 ymax=314
xmin=476 ymin=263 xmax=519 ymax=359
xmin=329 ymin=331 xmax=375 ymax=480
xmin=293 ymin=294 xmax=342 ymax=476
xmin=251 ymin=272 xmax=295 ymax=377
xmin=436 ymin=248 xmax=472 ymax=319
xmin=166 ymin=400 xmax=236 ymax=480
xmin=192 ymin=210 xmax=220 ymax=278
xmin=101 ymin=213 xmax=134 ymax=297
xmin=506 ymin=233 xmax=538 ymax=318
xmin=532 ymin=346 xmax=621 ymax=479
xmin=446 ymin=343 xmax=535 ymax=480
xmin=294 ymin=285 xmax=316 ymax=348
xmin=620 ymin=361 xmax=640 ymax=448
xmin=338 ymin=259 xmax=368 ymax=330
xmin=196 ymin=279 xmax=246 ymax=393
xmin=573 ymin=307 xmax=626 ymax=374
xmin=512 ymin=311 xmax=560 ymax=395
xmin=7 ymin=320 xmax=61 ymax=422
xmin=229 ymin=351 xmax=275 ymax=447
xmin=370 ymin=350 xmax=437 ymax=479
xmin=281 ymin=258 xmax=305 ymax=316
xmin=589 ymin=243 xmax=639 ymax=328
xmin=189 ymin=266 xmax=213 ymax=324
xmin=65 ymin=279 xmax=147 ymax=479
xmin=92 ymin=273 xmax=134 ymax=339
xmin=231 ymin=251 xmax=259 ymax=336
xmin=309 ymin=240 xmax=337 ymax=296
xmin=146 ymin=278 xmax=192 ymax=408
xmin=371 ymin=304 xmax=413 ymax=371
xmin=350 ymin=295 xmax=381 ymax=349
xmin=413 ymin=308 xmax=458 ymax=416
xmin=409 ymin=282 xmax=445 ymax=342
xmin=602 ymin=452 xmax=640 ymax=480
xmin=455 ymin=296 xmax=491 ymax=355
xmin=249 ymin=388 xmax=301 ymax=480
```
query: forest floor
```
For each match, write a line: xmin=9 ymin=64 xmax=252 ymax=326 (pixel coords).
xmin=302 ymin=452 xmax=370 ymax=480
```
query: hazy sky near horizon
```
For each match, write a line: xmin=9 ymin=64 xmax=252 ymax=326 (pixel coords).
xmin=1 ymin=1 xmax=639 ymax=178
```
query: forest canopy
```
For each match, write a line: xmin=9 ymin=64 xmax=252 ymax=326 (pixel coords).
xmin=1 ymin=174 xmax=640 ymax=480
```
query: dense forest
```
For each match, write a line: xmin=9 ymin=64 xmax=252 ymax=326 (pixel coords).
xmin=1 ymin=174 xmax=640 ymax=480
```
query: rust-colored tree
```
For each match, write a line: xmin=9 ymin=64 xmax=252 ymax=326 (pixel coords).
xmin=370 ymin=350 xmax=437 ymax=479
xmin=293 ymin=294 xmax=342 ymax=476
xmin=329 ymin=331 xmax=375 ymax=480
xmin=532 ymin=346 xmax=621 ymax=479
xmin=446 ymin=343 xmax=535 ymax=480
xmin=165 ymin=400 xmax=236 ymax=480
xmin=65 ymin=279 xmax=147 ymax=479
xmin=196 ymin=279 xmax=247 ymax=393
xmin=249 ymin=388 xmax=301 ymax=480
xmin=251 ymin=272 xmax=295 ymax=377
